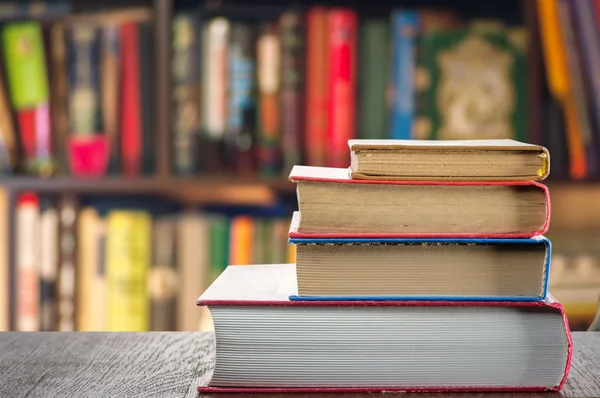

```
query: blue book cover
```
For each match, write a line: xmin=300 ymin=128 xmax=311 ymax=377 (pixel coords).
xmin=289 ymin=236 xmax=551 ymax=302
xmin=390 ymin=10 xmax=418 ymax=139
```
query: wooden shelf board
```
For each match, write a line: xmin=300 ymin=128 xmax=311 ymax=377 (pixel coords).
xmin=0 ymin=176 xmax=295 ymax=205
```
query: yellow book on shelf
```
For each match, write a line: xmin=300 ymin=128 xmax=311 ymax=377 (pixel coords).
xmin=76 ymin=207 xmax=105 ymax=331
xmin=229 ymin=216 xmax=253 ymax=265
xmin=105 ymin=210 xmax=151 ymax=331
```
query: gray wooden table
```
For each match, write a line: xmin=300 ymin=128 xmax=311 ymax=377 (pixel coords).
xmin=0 ymin=332 xmax=598 ymax=398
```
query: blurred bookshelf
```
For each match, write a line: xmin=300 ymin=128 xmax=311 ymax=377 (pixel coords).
xmin=0 ymin=0 xmax=598 ymax=332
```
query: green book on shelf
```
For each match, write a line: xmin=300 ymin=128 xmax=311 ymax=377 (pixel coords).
xmin=415 ymin=25 xmax=527 ymax=142
xmin=2 ymin=22 xmax=50 ymax=109
xmin=208 ymin=216 xmax=230 ymax=283
xmin=358 ymin=20 xmax=389 ymax=140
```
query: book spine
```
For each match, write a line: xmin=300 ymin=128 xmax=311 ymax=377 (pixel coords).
xmin=571 ymin=0 xmax=600 ymax=177
xmin=256 ymin=23 xmax=281 ymax=176
xmin=102 ymin=24 xmax=121 ymax=175
xmin=556 ymin=0 xmax=593 ymax=179
xmin=229 ymin=216 xmax=253 ymax=265
xmin=120 ymin=22 xmax=142 ymax=176
xmin=280 ymin=11 xmax=304 ymax=174
xmin=208 ymin=216 xmax=229 ymax=284
xmin=202 ymin=18 xmax=229 ymax=141
xmin=172 ymin=14 xmax=200 ymax=175
xmin=390 ymin=10 xmax=418 ymax=140
xmin=76 ymin=207 xmax=100 ymax=331
xmin=0 ymin=65 xmax=17 ymax=173
xmin=105 ymin=211 xmax=151 ymax=331
xmin=57 ymin=194 xmax=78 ymax=331
xmin=252 ymin=218 xmax=265 ymax=264
xmin=49 ymin=23 xmax=69 ymax=175
xmin=39 ymin=198 xmax=58 ymax=331
xmin=271 ymin=218 xmax=289 ymax=264
xmin=138 ymin=20 xmax=155 ymax=175
xmin=536 ymin=0 xmax=587 ymax=179
xmin=15 ymin=192 xmax=40 ymax=331
xmin=305 ymin=7 xmax=328 ymax=167
xmin=2 ymin=22 xmax=53 ymax=175
xmin=200 ymin=18 xmax=229 ymax=172
xmin=358 ymin=20 xmax=389 ymax=140
xmin=67 ymin=25 xmax=102 ymax=137
xmin=226 ymin=23 xmax=256 ymax=173
xmin=176 ymin=213 xmax=209 ymax=331
xmin=326 ymin=9 xmax=357 ymax=168
xmin=150 ymin=217 xmax=177 ymax=331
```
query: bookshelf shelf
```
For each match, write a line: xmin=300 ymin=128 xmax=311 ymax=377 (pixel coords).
xmin=0 ymin=176 xmax=295 ymax=205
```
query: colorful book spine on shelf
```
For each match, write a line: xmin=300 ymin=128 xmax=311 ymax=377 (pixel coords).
xmin=105 ymin=210 xmax=151 ymax=331
xmin=280 ymin=10 xmax=304 ymax=174
xmin=305 ymin=7 xmax=328 ymax=167
xmin=537 ymin=0 xmax=587 ymax=179
xmin=172 ymin=13 xmax=200 ymax=175
xmin=256 ymin=23 xmax=281 ymax=176
xmin=326 ymin=9 xmax=357 ymax=168
xmin=15 ymin=192 xmax=40 ymax=331
xmin=227 ymin=22 xmax=255 ymax=173
xmin=120 ymin=22 xmax=142 ymax=176
xmin=2 ymin=22 xmax=54 ymax=175
xmin=390 ymin=10 xmax=418 ymax=140
xmin=358 ymin=20 xmax=389 ymax=140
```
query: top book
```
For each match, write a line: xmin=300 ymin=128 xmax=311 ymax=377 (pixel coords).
xmin=348 ymin=139 xmax=550 ymax=181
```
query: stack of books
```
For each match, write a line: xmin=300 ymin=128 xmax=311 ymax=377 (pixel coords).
xmin=198 ymin=139 xmax=572 ymax=393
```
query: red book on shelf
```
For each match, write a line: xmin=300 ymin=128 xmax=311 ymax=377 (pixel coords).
xmin=120 ymin=22 xmax=142 ymax=176
xmin=197 ymin=263 xmax=572 ymax=393
xmin=326 ymin=9 xmax=356 ymax=168
xmin=305 ymin=7 xmax=328 ymax=167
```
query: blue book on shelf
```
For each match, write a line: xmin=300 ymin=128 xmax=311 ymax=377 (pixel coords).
xmin=288 ymin=236 xmax=551 ymax=302
xmin=390 ymin=9 xmax=418 ymax=139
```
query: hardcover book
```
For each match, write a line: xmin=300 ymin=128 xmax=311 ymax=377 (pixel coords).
xmin=289 ymin=226 xmax=551 ymax=301
xmin=348 ymin=139 xmax=550 ymax=181
xmin=289 ymin=165 xmax=550 ymax=237
xmin=197 ymin=263 xmax=572 ymax=393
xmin=415 ymin=27 xmax=526 ymax=143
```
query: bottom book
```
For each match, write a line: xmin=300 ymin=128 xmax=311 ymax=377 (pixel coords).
xmin=198 ymin=263 xmax=572 ymax=393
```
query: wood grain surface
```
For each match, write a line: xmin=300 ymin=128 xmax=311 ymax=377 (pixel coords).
xmin=0 ymin=332 xmax=598 ymax=398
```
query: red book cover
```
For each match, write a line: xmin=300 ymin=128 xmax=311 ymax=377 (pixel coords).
xmin=119 ymin=23 xmax=142 ymax=176
xmin=16 ymin=192 xmax=40 ymax=331
xmin=197 ymin=263 xmax=572 ymax=393
xmin=288 ymin=165 xmax=551 ymax=238
xmin=326 ymin=9 xmax=356 ymax=168
xmin=305 ymin=7 xmax=328 ymax=167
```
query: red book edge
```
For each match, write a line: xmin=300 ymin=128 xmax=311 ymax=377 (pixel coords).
xmin=288 ymin=167 xmax=551 ymax=237
xmin=326 ymin=9 xmax=356 ymax=168
xmin=197 ymin=298 xmax=572 ymax=392
xmin=119 ymin=22 xmax=142 ymax=176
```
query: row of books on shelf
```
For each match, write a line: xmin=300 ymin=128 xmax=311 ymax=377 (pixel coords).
xmin=172 ymin=5 xmax=531 ymax=176
xmin=0 ymin=7 xmax=155 ymax=177
xmin=199 ymin=139 xmax=571 ymax=393
xmin=537 ymin=0 xmax=600 ymax=180
xmin=0 ymin=191 xmax=294 ymax=331
xmin=0 ymin=1 xmax=591 ymax=181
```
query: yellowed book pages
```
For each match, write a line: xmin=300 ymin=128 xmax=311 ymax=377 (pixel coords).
xmin=105 ymin=211 xmax=151 ymax=331
xmin=76 ymin=207 xmax=105 ymax=331
xmin=0 ymin=188 xmax=7 ymax=330
xmin=176 ymin=213 xmax=209 ymax=331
